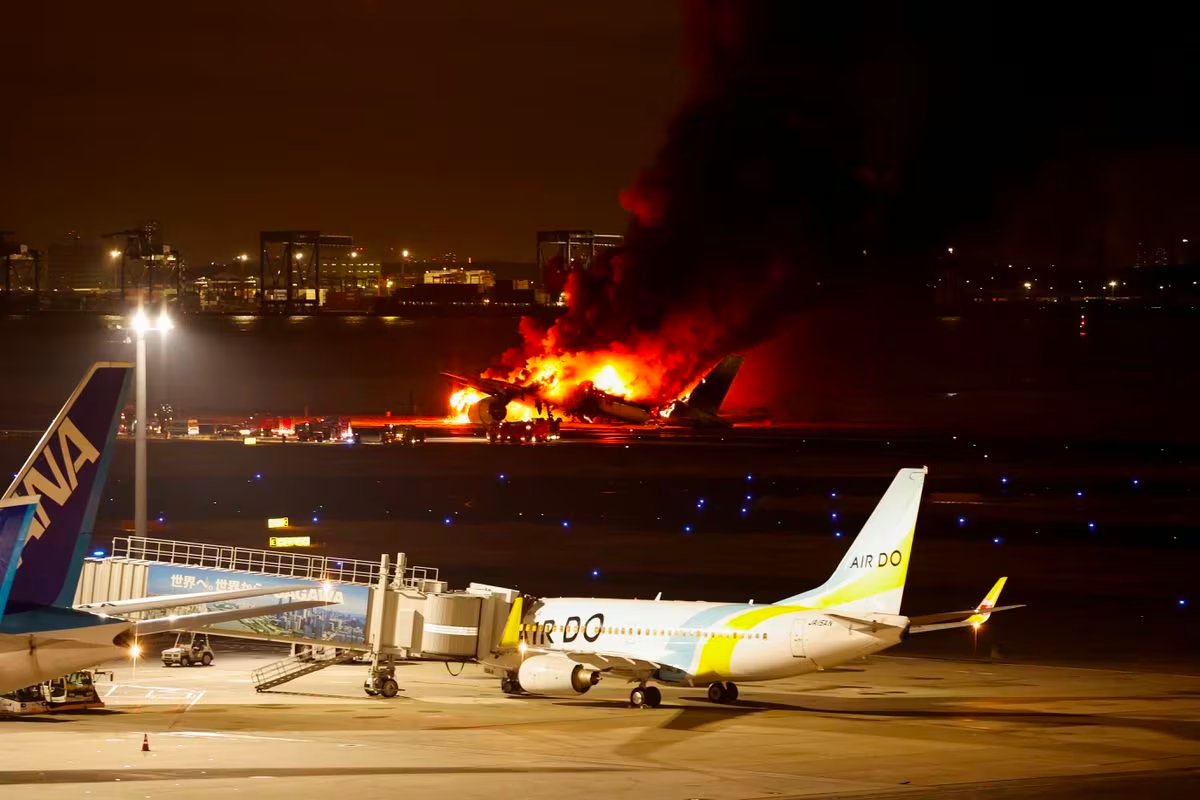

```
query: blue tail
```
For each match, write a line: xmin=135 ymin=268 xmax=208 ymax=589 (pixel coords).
xmin=2 ymin=362 xmax=132 ymax=612
xmin=0 ymin=498 xmax=40 ymax=620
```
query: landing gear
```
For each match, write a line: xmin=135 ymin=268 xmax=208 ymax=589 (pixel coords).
xmin=629 ymin=684 xmax=662 ymax=708
xmin=363 ymin=653 xmax=399 ymax=698
xmin=500 ymin=677 xmax=523 ymax=695
xmin=707 ymin=681 xmax=739 ymax=704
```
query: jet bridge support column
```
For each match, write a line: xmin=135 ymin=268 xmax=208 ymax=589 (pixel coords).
xmin=364 ymin=554 xmax=399 ymax=697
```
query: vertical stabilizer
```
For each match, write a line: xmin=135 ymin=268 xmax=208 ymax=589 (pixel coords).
xmin=777 ymin=467 xmax=927 ymax=614
xmin=686 ymin=355 xmax=744 ymax=415
xmin=0 ymin=498 xmax=40 ymax=620
xmin=2 ymin=362 xmax=132 ymax=611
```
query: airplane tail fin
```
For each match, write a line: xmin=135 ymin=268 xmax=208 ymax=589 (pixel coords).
xmin=2 ymin=362 xmax=132 ymax=612
xmin=0 ymin=498 xmax=40 ymax=620
xmin=776 ymin=467 xmax=927 ymax=615
xmin=685 ymin=355 xmax=744 ymax=415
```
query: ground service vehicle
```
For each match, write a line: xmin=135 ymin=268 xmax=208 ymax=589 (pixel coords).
xmin=381 ymin=423 xmax=425 ymax=446
xmin=162 ymin=632 xmax=215 ymax=666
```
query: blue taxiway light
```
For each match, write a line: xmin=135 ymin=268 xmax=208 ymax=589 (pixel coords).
xmin=311 ymin=516 xmax=319 ymax=523
xmin=443 ymin=517 xmax=452 ymax=526
xmin=1179 ymin=598 xmax=1188 ymax=608
xmin=830 ymin=512 xmax=838 ymax=520
xmin=834 ymin=531 xmax=843 ymax=538
xmin=1076 ymin=490 xmax=1084 ymax=498
xmin=957 ymin=516 xmax=967 ymax=526
xmin=1088 ymin=521 xmax=1097 ymax=530
xmin=683 ymin=524 xmax=693 ymax=533
xmin=255 ymin=473 xmax=262 ymax=480
xmin=561 ymin=520 xmax=570 ymax=528
xmin=92 ymin=549 xmax=106 ymax=558
xmin=992 ymin=536 xmax=1002 ymax=544
xmin=591 ymin=569 xmax=600 ymax=578
xmin=1000 ymin=476 xmax=1008 ymax=485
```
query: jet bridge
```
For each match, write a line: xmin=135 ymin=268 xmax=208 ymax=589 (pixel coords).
xmin=75 ymin=536 xmax=518 ymax=695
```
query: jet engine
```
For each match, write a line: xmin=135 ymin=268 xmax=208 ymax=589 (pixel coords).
xmin=468 ymin=397 xmax=508 ymax=425
xmin=517 ymin=655 xmax=601 ymax=695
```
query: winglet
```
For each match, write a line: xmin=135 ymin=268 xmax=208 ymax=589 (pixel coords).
xmin=499 ymin=596 xmax=524 ymax=649
xmin=966 ymin=577 xmax=1007 ymax=628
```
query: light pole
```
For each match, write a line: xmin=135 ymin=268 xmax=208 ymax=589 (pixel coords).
xmin=131 ymin=307 xmax=172 ymax=539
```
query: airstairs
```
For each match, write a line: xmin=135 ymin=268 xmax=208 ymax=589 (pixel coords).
xmin=251 ymin=648 xmax=359 ymax=691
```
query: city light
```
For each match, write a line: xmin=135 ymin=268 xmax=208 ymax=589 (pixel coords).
xmin=109 ymin=248 xmax=122 ymax=259
xmin=402 ymin=249 xmax=410 ymax=259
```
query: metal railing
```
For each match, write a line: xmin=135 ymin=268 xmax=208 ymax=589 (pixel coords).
xmin=109 ymin=536 xmax=438 ymax=589
xmin=251 ymin=649 xmax=358 ymax=691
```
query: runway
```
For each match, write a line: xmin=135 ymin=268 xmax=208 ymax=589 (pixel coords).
xmin=3 ymin=652 xmax=1198 ymax=799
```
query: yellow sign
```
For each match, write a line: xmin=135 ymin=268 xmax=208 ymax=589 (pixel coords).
xmin=269 ymin=535 xmax=311 ymax=548
xmin=267 ymin=517 xmax=290 ymax=529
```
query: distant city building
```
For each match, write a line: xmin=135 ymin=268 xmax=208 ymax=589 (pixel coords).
xmin=423 ymin=268 xmax=495 ymax=287
xmin=48 ymin=233 xmax=108 ymax=290
xmin=1135 ymin=241 xmax=1148 ymax=268
xmin=1153 ymin=246 xmax=1169 ymax=266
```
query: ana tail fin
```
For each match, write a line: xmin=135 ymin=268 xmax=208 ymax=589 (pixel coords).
xmin=2 ymin=362 xmax=132 ymax=611
xmin=777 ymin=467 xmax=927 ymax=614
xmin=0 ymin=498 xmax=40 ymax=620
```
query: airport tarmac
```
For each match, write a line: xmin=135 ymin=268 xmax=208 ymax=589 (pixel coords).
xmin=3 ymin=652 xmax=1198 ymax=799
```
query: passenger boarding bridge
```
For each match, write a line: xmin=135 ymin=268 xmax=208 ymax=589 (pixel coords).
xmin=75 ymin=536 xmax=518 ymax=697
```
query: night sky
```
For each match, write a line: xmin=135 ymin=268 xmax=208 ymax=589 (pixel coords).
xmin=1 ymin=2 xmax=683 ymax=263
xmin=4 ymin=3 xmax=1200 ymax=270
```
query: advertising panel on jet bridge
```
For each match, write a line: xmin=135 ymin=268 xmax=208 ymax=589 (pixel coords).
xmin=145 ymin=565 xmax=368 ymax=645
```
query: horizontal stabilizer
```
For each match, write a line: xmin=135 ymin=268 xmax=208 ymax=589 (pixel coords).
xmin=908 ymin=604 xmax=1025 ymax=633
xmin=133 ymin=599 xmax=334 ymax=636
xmin=908 ymin=578 xmax=1022 ymax=634
xmin=78 ymin=583 xmax=317 ymax=616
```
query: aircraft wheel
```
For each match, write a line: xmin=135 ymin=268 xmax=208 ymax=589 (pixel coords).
xmin=629 ymin=687 xmax=647 ymax=708
xmin=201 ymin=653 xmax=213 ymax=666
xmin=724 ymin=682 xmax=738 ymax=702
xmin=380 ymin=679 xmax=399 ymax=698
xmin=707 ymin=682 xmax=727 ymax=704
xmin=644 ymin=686 xmax=662 ymax=708
xmin=501 ymin=677 xmax=520 ymax=694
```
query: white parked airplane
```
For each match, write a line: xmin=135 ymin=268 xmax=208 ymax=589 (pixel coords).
xmin=0 ymin=363 xmax=333 ymax=695
xmin=486 ymin=467 xmax=1021 ymax=707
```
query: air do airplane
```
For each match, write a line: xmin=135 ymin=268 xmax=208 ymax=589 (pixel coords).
xmin=485 ymin=467 xmax=1021 ymax=708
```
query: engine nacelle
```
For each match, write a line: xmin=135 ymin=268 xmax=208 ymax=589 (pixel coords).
xmin=468 ymin=397 xmax=508 ymax=425
xmin=517 ymin=655 xmax=601 ymax=695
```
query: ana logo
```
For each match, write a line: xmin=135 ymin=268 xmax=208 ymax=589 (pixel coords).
xmin=8 ymin=417 xmax=100 ymax=542
xmin=849 ymin=550 xmax=903 ymax=569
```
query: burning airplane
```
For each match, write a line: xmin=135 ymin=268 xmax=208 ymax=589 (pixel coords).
xmin=443 ymin=354 xmax=743 ymax=428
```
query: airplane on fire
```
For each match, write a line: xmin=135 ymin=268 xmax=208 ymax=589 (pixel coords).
xmin=483 ymin=467 xmax=1022 ymax=708
xmin=0 ymin=363 xmax=334 ymax=694
xmin=443 ymin=354 xmax=745 ymax=427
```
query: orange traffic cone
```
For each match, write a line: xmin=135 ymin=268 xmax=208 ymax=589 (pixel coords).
xmin=141 ymin=734 xmax=150 ymax=752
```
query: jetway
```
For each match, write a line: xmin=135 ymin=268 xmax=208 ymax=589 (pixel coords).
xmin=75 ymin=536 xmax=519 ymax=695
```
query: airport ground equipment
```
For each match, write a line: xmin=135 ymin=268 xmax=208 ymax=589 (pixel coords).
xmin=0 ymin=670 xmax=107 ymax=715
xmin=76 ymin=536 xmax=519 ymax=696
xmin=162 ymin=632 xmax=215 ymax=667
xmin=252 ymin=648 xmax=359 ymax=691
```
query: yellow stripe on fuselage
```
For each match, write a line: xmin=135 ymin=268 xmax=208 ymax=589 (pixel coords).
xmin=693 ymin=528 xmax=914 ymax=680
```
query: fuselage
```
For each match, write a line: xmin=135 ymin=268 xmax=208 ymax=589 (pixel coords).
xmin=521 ymin=597 xmax=906 ymax=685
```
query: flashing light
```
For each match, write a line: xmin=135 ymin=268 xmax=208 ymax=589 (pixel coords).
xmin=130 ymin=643 xmax=143 ymax=659
xmin=132 ymin=309 xmax=149 ymax=334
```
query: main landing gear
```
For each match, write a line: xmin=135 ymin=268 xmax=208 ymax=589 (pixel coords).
xmin=707 ymin=681 xmax=739 ymax=704
xmin=629 ymin=684 xmax=662 ymax=708
xmin=500 ymin=677 xmax=523 ymax=695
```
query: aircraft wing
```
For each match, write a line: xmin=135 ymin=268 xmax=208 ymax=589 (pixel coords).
xmin=441 ymin=372 xmax=533 ymax=400
xmin=77 ymin=584 xmax=317 ymax=616
xmin=907 ymin=578 xmax=1024 ymax=634
xmin=132 ymin=599 xmax=334 ymax=636
xmin=563 ymin=650 xmax=664 ymax=674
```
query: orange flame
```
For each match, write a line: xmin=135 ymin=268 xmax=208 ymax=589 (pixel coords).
xmin=447 ymin=387 xmax=538 ymax=423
